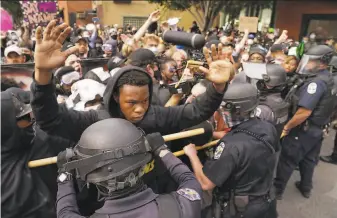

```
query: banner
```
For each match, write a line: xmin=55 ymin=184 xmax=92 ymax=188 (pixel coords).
xmin=21 ymin=0 xmax=58 ymax=28
xmin=1 ymin=58 xmax=110 ymax=91
xmin=0 ymin=8 xmax=13 ymax=31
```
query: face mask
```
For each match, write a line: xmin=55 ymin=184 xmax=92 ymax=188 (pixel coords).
xmin=309 ymin=34 xmax=316 ymax=40
xmin=303 ymin=39 xmax=308 ymax=43
xmin=111 ymin=35 xmax=117 ymax=40
xmin=148 ymin=47 xmax=158 ymax=55
xmin=274 ymin=59 xmax=282 ymax=65
xmin=84 ymin=104 xmax=100 ymax=111
xmin=19 ymin=122 xmax=36 ymax=145
xmin=247 ymin=39 xmax=254 ymax=45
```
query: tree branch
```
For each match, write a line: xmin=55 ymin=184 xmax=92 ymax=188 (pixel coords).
xmin=187 ymin=8 xmax=203 ymax=27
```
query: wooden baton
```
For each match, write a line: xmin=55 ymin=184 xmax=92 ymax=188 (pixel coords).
xmin=173 ymin=140 xmax=219 ymax=157
xmin=28 ymin=128 xmax=205 ymax=168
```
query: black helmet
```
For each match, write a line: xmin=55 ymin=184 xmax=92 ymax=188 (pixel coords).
xmin=65 ymin=119 xmax=152 ymax=194
xmin=11 ymin=92 xmax=32 ymax=119
xmin=262 ymin=64 xmax=287 ymax=87
xmin=221 ymin=82 xmax=259 ymax=115
xmin=297 ymin=45 xmax=334 ymax=75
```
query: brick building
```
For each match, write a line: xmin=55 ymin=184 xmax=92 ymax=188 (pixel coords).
xmin=274 ymin=0 xmax=337 ymax=40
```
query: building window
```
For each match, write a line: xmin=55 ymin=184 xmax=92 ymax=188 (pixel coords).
xmin=307 ymin=19 xmax=337 ymax=38
xmin=123 ymin=16 xmax=148 ymax=29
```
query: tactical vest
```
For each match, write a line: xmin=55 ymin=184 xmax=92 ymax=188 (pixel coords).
xmin=304 ymin=73 xmax=335 ymax=126
xmin=216 ymin=119 xmax=278 ymax=197
xmin=259 ymin=93 xmax=290 ymax=135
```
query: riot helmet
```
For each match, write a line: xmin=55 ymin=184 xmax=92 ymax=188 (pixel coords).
xmin=297 ymin=45 xmax=334 ymax=75
xmin=256 ymin=64 xmax=287 ymax=91
xmin=64 ymin=119 xmax=152 ymax=198
xmin=220 ymin=82 xmax=259 ymax=127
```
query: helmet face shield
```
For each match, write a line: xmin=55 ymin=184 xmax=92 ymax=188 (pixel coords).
xmin=296 ymin=54 xmax=322 ymax=74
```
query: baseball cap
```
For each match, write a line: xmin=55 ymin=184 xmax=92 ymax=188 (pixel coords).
xmin=128 ymin=48 xmax=157 ymax=67
xmin=4 ymin=45 xmax=22 ymax=57
xmin=102 ymin=40 xmax=118 ymax=52
xmin=107 ymin=56 xmax=127 ymax=71
xmin=73 ymin=36 xmax=88 ymax=44
xmin=249 ymin=46 xmax=267 ymax=57
xmin=270 ymin=44 xmax=284 ymax=53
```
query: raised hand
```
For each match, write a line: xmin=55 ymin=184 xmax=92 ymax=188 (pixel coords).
xmin=34 ymin=20 xmax=78 ymax=72
xmin=203 ymin=43 xmax=228 ymax=66
xmin=199 ymin=60 xmax=234 ymax=86
xmin=148 ymin=10 xmax=160 ymax=23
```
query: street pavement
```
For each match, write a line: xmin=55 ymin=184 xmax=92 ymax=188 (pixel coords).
xmin=277 ymin=130 xmax=337 ymax=218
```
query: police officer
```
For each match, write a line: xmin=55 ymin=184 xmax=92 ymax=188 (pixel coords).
xmin=320 ymin=55 xmax=337 ymax=164
xmin=255 ymin=64 xmax=290 ymax=137
xmin=184 ymin=82 xmax=279 ymax=218
xmin=56 ymin=119 xmax=202 ymax=218
xmin=275 ymin=45 xmax=335 ymax=199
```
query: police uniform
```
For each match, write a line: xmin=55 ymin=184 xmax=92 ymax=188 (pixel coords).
xmin=57 ymin=152 xmax=201 ymax=218
xmin=203 ymin=118 xmax=279 ymax=218
xmin=275 ymin=69 xmax=335 ymax=196
xmin=56 ymin=120 xmax=202 ymax=218
xmin=256 ymin=93 xmax=289 ymax=137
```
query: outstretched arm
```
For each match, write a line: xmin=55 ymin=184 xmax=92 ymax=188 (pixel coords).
xmin=32 ymin=20 xmax=98 ymax=142
xmin=133 ymin=10 xmax=160 ymax=41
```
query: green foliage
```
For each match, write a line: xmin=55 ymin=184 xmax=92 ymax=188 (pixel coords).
xmin=148 ymin=0 xmax=195 ymax=11
xmin=2 ymin=0 xmax=24 ymax=27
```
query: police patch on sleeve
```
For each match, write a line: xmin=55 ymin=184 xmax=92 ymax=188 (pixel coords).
xmin=214 ymin=142 xmax=225 ymax=160
xmin=177 ymin=188 xmax=201 ymax=201
xmin=255 ymin=107 xmax=262 ymax=117
xmin=307 ymin=82 xmax=317 ymax=94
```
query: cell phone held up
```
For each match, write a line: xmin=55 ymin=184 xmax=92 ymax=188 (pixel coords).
xmin=186 ymin=60 xmax=208 ymax=79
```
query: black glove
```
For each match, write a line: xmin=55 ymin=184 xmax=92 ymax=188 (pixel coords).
xmin=146 ymin=133 xmax=168 ymax=157
xmin=57 ymin=148 xmax=75 ymax=173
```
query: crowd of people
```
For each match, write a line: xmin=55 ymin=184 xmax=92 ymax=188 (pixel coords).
xmin=1 ymin=9 xmax=337 ymax=218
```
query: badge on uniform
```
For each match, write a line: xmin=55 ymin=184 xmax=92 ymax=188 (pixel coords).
xmin=177 ymin=188 xmax=201 ymax=201
xmin=214 ymin=142 xmax=225 ymax=160
xmin=255 ymin=107 xmax=262 ymax=117
xmin=307 ymin=82 xmax=317 ymax=94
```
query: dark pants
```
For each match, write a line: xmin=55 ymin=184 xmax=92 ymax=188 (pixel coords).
xmin=332 ymin=131 xmax=337 ymax=158
xmin=275 ymin=125 xmax=323 ymax=193
xmin=204 ymin=198 xmax=277 ymax=218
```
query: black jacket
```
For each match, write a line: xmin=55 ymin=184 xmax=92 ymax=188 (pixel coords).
xmin=1 ymin=88 xmax=73 ymax=218
xmin=31 ymin=65 xmax=224 ymax=141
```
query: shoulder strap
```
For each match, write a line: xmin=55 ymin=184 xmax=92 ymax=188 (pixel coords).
xmin=155 ymin=194 xmax=182 ymax=218
xmin=233 ymin=129 xmax=275 ymax=154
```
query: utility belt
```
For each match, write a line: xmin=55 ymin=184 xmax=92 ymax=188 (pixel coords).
xmin=212 ymin=188 xmax=275 ymax=218
xmin=301 ymin=120 xmax=328 ymax=131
